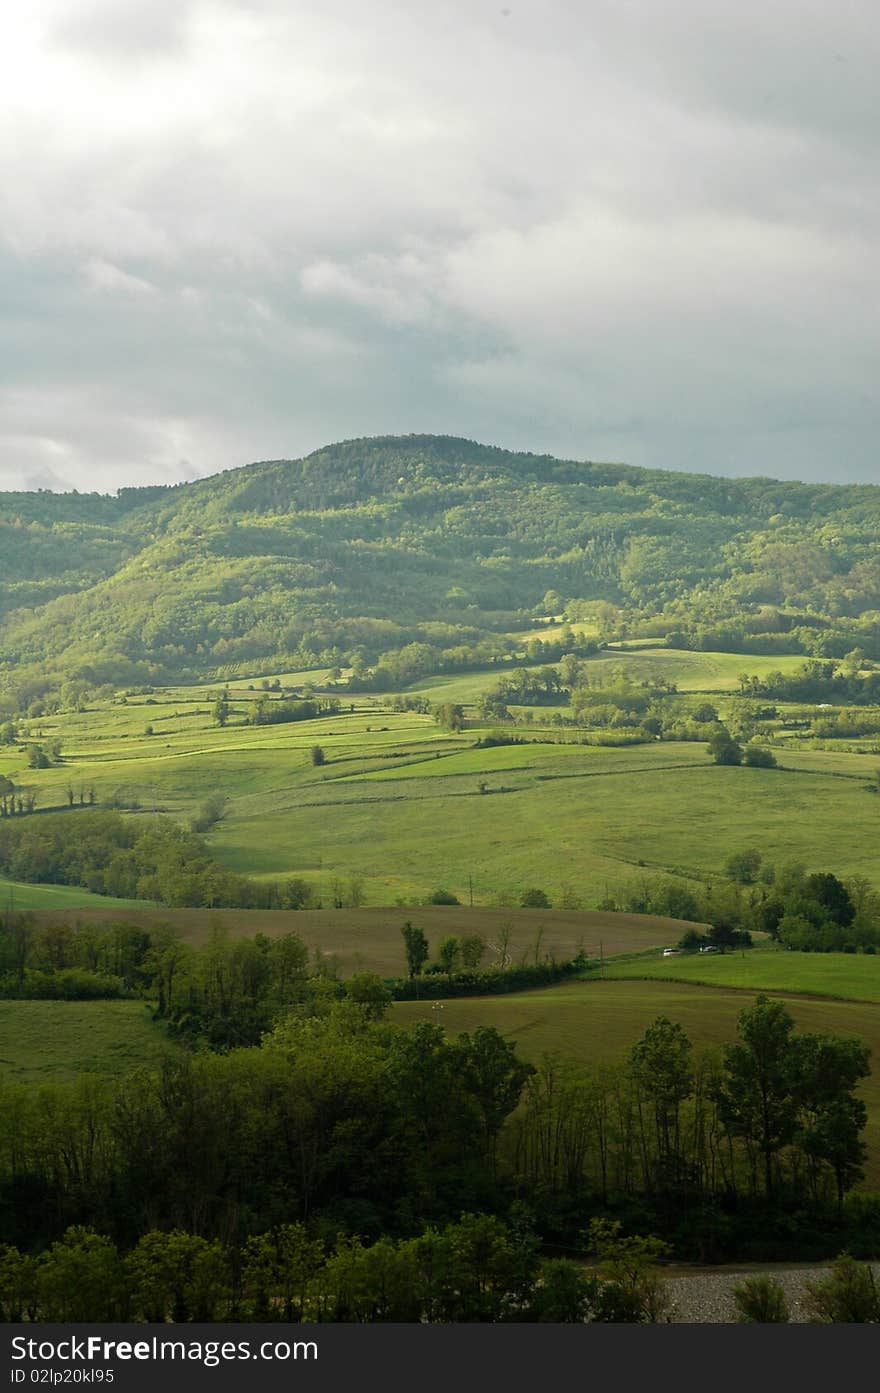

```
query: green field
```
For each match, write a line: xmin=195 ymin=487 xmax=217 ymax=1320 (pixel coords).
xmin=0 ymin=1000 xmax=181 ymax=1084
xmin=0 ymin=876 xmax=149 ymax=912
xmin=602 ymin=949 xmax=880 ymax=1002
xmin=4 ymin=649 xmax=877 ymax=911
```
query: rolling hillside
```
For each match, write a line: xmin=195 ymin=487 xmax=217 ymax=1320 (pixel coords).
xmin=3 ymin=435 xmax=880 ymax=711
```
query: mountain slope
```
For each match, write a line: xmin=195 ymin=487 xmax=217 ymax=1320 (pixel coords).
xmin=1 ymin=435 xmax=879 ymax=708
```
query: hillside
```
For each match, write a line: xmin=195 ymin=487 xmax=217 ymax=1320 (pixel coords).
xmin=2 ymin=434 xmax=880 ymax=712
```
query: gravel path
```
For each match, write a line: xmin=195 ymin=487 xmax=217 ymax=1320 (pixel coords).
xmin=662 ymin=1264 xmax=880 ymax=1322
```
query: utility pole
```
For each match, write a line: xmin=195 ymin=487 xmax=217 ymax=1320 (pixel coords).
xmin=468 ymin=875 xmax=474 ymax=908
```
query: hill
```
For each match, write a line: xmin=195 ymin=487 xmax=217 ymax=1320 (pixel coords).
xmin=3 ymin=434 xmax=880 ymax=713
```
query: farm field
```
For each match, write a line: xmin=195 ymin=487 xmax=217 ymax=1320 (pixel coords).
xmin=211 ymin=752 xmax=879 ymax=902
xmin=602 ymin=949 xmax=880 ymax=1003
xmin=26 ymin=906 xmax=687 ymax=976
xmin=0 ymin=1000 xmax=180 ymax=1084
xmin=4 ymin=652 xmax=878 ymax=910
xmin=393 ymin=977 xmax=880 ymax=1186
xmin=0 ymin=876 xmax=149 ymax=913
xmin=409 ymin=647 xmax=811 ymax=704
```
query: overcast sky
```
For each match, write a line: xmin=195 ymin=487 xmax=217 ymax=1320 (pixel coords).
xmin=2 ymin=0 xmax=878 ymax=493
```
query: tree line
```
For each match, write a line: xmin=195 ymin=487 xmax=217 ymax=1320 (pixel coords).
xmin=0 ymin=811 xmax=315 ymax=911
xmin=600 ymin=859 xmax=880 ymax=953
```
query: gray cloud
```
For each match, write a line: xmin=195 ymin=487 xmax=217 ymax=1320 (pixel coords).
xmin=47 ymin=0 xmax=193 ymax=61
xmin=1 ymin=0 xmax=878 ymax=491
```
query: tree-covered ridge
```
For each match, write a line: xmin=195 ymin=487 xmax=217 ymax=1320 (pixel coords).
xmin=2 ymin=434 xmax=879 ymax=708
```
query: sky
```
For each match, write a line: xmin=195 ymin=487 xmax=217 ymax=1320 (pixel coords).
xmin=2 ymin=0 xmax=878 ymax=494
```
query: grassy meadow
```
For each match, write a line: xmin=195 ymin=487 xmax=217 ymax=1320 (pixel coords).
xmin=0 ymin=877 xmax=147 ymax=912
xmin=0 ymin=1000 xmax=180 ymax=1084
xmin=3 ymin=645 xmax=879 ymax=909
xmin=602 ymin=947 xmax=880 ymax=1002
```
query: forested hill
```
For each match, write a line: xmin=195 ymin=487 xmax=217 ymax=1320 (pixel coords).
xmin=2 ymin=434 xmax=879 ymax=708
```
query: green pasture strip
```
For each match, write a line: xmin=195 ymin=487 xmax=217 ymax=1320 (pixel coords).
xmin=515 ymin=621 xmax=599 ymax=643
xmin=0 ymin=999 xmax=181 ymax=1084
xmin=602 ymin=950 xmax=880 ymax=1003
xmin=358 ymin=742 xmax=572 ymax=781
xmin=0 ymin=877 xmax=148 ymax=912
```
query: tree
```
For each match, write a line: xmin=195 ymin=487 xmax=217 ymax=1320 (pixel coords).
xmin=458 ymin=1027 xmax=534 ymax=1175
xmin=401 ymin=921 xmax=429 ymax=978
xmin=805 ymin=872 xmax=855 ymax=927
xmin=37 ymin=1227 xmax=126 ymax=1322
xmin=437 ymin=935 xmax=460 ymax=974
xmin=0 ymin=1245 xmax=36 ymax=1322
xmin=793 ymin=1033 xmax=869 ymax=1215
xmin=126 ymin=1230 xmax=228 ymax=1322
xmin=283 ymin=877 xmax=319 ymax=910
xmin=0 ymin=775 xmax=16 ymax=817
xmin=434 ymin=702 xmax=464 ymax=731
xmin=585 ymin=1219 xmax=672 ymax=1323
xmin=629 ymin=1017 xmax=694 ymax=1189
xmin=311 ymin=745 xmax=326 ymax=766
xmin=213 ymin=692 xmax=231 ymax=727
xmin=242 ymin=1224 xmax=324 ymax=1321
xmin=708 ymin=727 xmax=743 ymax=766
xmin=528 ymin=1258 xmax=598 ymax=1322
xmin=459 ymin=933 xmax=486 ymax=969
xmin=713 ymin=995 xmax=798 ymax=1201
xmin=345 ymin=972 xmax=392 ymax=1020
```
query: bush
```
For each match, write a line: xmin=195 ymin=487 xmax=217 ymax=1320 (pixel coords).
xmin=677 ymin=928 xmax=708 ymax=952
xmin=744 ymin=745 xmax=778 ymax=768
xmin=1 ymin=969 xmax=126 ymax=1001
xmin=804 ymin=1255 xmax=880 ymax=1322
xmin=390 ymin=960 xmax=579 ymax=1000
xmin=520 ymin=888 xmax=551 ymax=909
xmin=732 ymin=1274 xmax=790 ymax=1322
xmin=428 ymin=888 xmax=460 ymax=905
xmin=311 ymin=745 xmax=326 ymax=766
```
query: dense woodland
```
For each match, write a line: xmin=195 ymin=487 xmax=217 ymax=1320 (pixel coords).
xmin=3 ymin=435 xmax=880 ymax=714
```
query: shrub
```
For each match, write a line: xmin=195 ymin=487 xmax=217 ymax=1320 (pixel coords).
xmin=708 ymin=728 xmax=743 ymax=765
xmin=732 ymin=1274 xmax=790 ymax=1322
xmin=804 ymin=1255 xmax=880 ymax=1322
xmin=428 ymin=888 xmax=460 ymax=905
xmin=520 ymin=888 xmax=551 ymax=909
xmin=744 ymin=745 xmax=778 ymax=768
